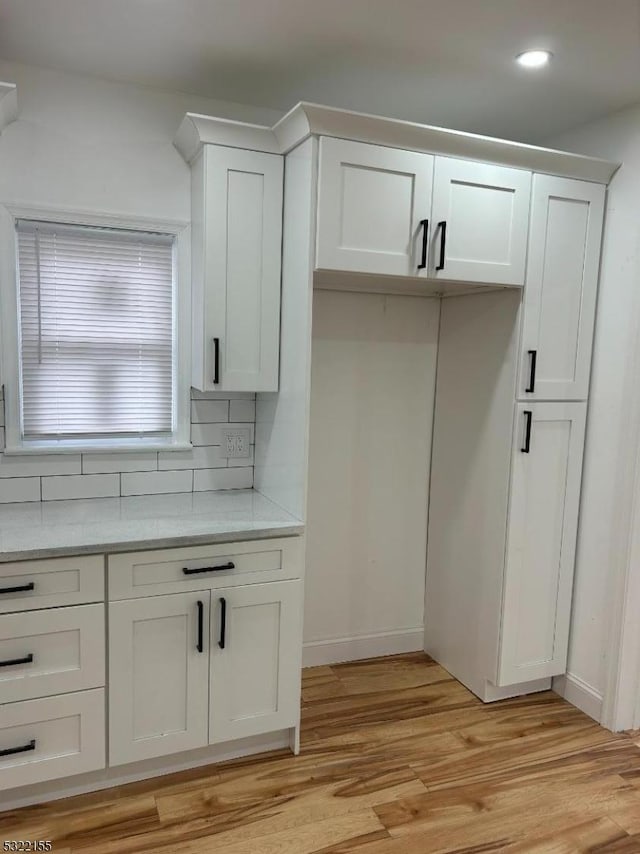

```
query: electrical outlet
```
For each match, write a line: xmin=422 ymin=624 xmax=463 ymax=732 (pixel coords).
xmin=220 ymin=427 xmax=251 ymax=459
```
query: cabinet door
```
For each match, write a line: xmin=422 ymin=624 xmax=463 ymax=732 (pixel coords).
xmin=199 ymin=145 xmax=283 ymax=392
xmin=519 ymin=176 xmax=605 ymax=401
xmin=431 ymin=157 xmax=531 ymax=285
xmin=109 ymin=592 xmax=210 ymax=765
xmin=209 ymin=580 xmax=302 ymax=743
xmin=497 ymin=402 xmax=586 ymax=686
xmin=316 ymin=137 xmax=433 ymax=276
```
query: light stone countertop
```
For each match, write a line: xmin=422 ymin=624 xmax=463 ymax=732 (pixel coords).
xmin=0 ymin=490 xmax=304 ymax=562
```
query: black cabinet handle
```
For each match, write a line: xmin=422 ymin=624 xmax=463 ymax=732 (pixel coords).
xmin=436 ymin=221 xmax=447 ymax=271
xmin=213 ymin=337 xmax=220 ymax=385
xmin=0 ymin=582 xmax=35 ymax=596
xmin=183 ymin=562 xmax=235 ymax=576
xmin=417 ymin=219 xmax=429 ymax=270
xmin=218 ymin=597 xmax=227 ymax=650
xmin=521 ymin=410 xmax=533 ymax=453
xmin=0 ymin=653 xmax=33 ymax=668
xmin=526 ymin=350 xmax=537 ymax=393
xmin=0 ymin=739 xmax=36 ymax=758
xmin=196 ymin=600 xmax=204 ymax=653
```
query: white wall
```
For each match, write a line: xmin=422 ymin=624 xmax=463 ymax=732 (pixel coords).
xmin=0 ymin=60 xmax=279 ymax=218
xmin=548 ymin=106 xmax=640 ymax=723
xmin=0 ymin=60 xmax=280 ymax=501
xmin=303 ymin=289 xmax=439 ymax=665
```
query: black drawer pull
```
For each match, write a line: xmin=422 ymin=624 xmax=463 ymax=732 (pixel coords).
xmin=0 ymin=653 xmax=34 ymax=668
xmin=417 ymin=219 xmax=429 ymax=270
xmin=526 ymin=349 xmax=537 ymax=393
xmin=0 ymin=739 xmax=36 ymax=758
xmin=196 ymin=601 xmax=204 ymax=654
xmin=436 ymin=221 xmax=447 ymax=271
xmin=521 ymin=410 xmax=533 ymax=453
xmin=0 ymin=582 xmax=35 ymax=596
xmin=183 ymin=562 xmax=235 ymax=576
xmin=219 ymin=597 xmax=227 ymax=650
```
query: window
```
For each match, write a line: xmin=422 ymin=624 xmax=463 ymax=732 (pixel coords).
xmin=12 ymin=218 xmax=182 ymax=449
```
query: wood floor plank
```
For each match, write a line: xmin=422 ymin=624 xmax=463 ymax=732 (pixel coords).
xmin=151 ymin=809 xmax=385 ymax=854
xmin=155 ymin=765 xmax=427 ymax=840
xmin=2 ymin=654 xmax=640 ymax=854
xmin=302 ymin=666 xmax=348 ymax=703
xmin=374 ymin=774 xmax=640 ymax=852
xmin=0 ymin=795 xmax=161 ymax=850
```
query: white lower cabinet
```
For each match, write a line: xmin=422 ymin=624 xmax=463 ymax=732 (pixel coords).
xmin=0 ymin=689 xmax=105 ymax=791
xmin=109 ymin=592 xmax=210 ymax=766
xmin=0 ymin=604 xmax=105 ymax=704
xmin=109 ymin=578 xmax=303 ymax=765
xmin=209 ymin=580 xmax=302 ymax=743
xmin=497 ymin=402 xmax=587 ymax=686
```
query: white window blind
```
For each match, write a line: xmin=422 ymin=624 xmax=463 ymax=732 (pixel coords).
xmin=16 ymin=220 xmax=175 ymax=441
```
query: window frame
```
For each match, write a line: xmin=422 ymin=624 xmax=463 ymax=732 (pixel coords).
xmin=0 ymin=205 xmax=192 ymax=454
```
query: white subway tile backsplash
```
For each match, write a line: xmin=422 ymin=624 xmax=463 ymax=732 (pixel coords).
xmin=121 ymin=470 xmax=193 ymax=496
xmin=42 ymin=473 xmax=120 ymax=501
xmin=192 ymin=422 xmax=256 ymax=447
xmin=193 ymin=467 xmax=253 ymax=492
xmin=229 ymin=399 xmax=256 ymax=422
xmin=158 ymin=445 xmax=226 ymax=471
xmin=190 ymin=400 xmax=229 ymax=423
xmin=82 ymin=452 xmax=158 ymax=474
xmin=0 ymin=392 xmax=255 ymax=502
xmin=0 ymin=454 xmax=81 ymax=479
xmin=0 ymin=477 xmax=40 ymax=503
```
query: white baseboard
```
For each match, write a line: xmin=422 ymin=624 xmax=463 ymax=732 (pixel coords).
xmin=553 ymin=672 xmax=603 ymax=723
xmin=302 ymin=628 xmax=424 ymax=667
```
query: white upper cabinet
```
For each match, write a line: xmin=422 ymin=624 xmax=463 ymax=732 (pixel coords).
xmin=191 ymin=145 xmax=283 ymax=392
xmin=519 ymin=175 xmax=605 ymax=401
xmin=316 ymin=138 xmax=434 ymax=276
xmin=498 ymin=402 xmax=586 ymax=686
xmin=315 ymin=139 xmax=532 ymax=286
xmin=430 ymin=157 xmax=531 ymax=286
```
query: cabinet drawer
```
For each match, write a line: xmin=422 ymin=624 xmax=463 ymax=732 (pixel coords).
xmin=0 ymin=689 xmax=105 ymax=791
xmin=0 ymin=604 xmax=105 ymax=704
xmin=0 ymin=555 xmax=104 ymax=614
xmin=108 ymin=537 xmax=303 ymax=600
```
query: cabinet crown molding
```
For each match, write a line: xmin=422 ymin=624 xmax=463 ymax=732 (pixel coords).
xmin=174 ymin=112 xmax=280 ymax=162
xmin=175 ymin=101 xmax=619 ymax=184
xmin=0 ymin=82 xmax=17 ymax=134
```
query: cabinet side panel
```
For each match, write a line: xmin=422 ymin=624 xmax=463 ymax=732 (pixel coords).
xmin=190 ymin=152 xmax=206 ymax=390
xmin=254 ymin=138 xmax=316 ymax=520
xmin=425 ymin=290 xmax=520 ymax=697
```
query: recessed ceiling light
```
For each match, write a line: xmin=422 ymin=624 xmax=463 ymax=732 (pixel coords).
xmin=516 ymin=49 xmax=552 ymax=69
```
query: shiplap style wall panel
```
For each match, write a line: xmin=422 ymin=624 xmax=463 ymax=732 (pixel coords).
xmin=304 ymin=290 xmax=439 ymax=665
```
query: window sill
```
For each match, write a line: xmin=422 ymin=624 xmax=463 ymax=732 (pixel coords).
xmin=3 ymin=441 xmax=194 ymax=456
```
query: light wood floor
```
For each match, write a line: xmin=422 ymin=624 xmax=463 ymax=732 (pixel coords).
xmin=3 ymin=653 xmax=640 ymax=853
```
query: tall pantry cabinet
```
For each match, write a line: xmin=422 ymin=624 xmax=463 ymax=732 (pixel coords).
xmin=176 ymin=104 xmax=614 ymax=707
xmin=425 ymin=174 xmax=605 ymax=701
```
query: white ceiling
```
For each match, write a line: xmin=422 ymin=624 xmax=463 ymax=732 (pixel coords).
xmin=0 ymin=0 xmax=639 ymax=142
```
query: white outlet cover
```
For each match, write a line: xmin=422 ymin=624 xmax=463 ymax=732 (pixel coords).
xmin=220 ymin=427 xmax=251 ymax=458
